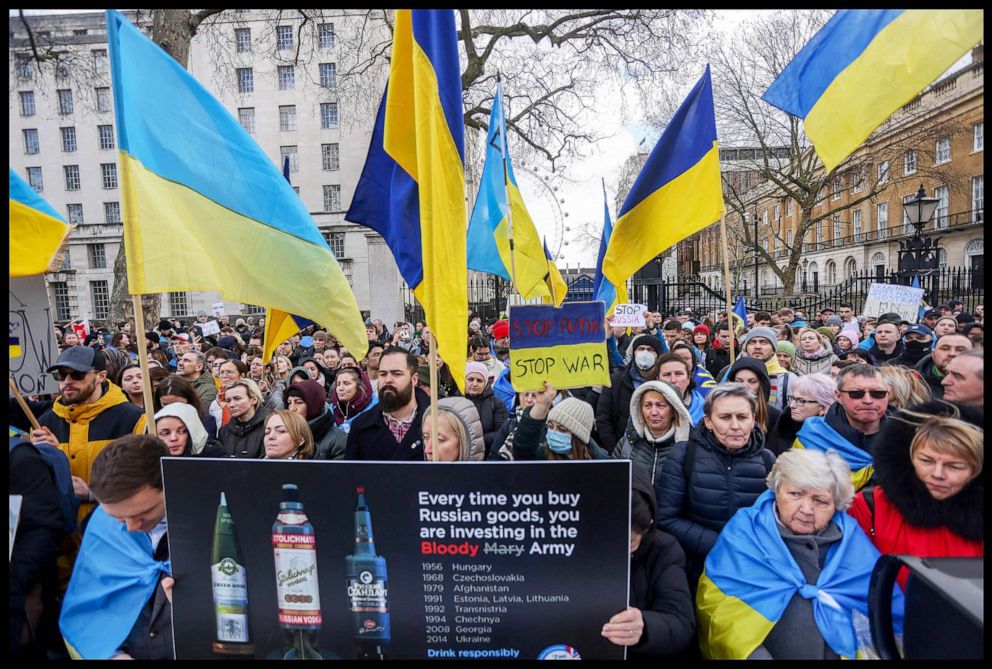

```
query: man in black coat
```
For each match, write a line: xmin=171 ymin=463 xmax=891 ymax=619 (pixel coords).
xmin=704 ymin=320 xmax=738 ymax=380
xmin=888 ymin=324 xmax=934 ymax=368
xmin=596 ymin=335 xmax=665 ymax=454
xmin=345 ymin=348 xmax=430 ymax=460
xmin=914 ymin=333 xmax=974 ymax=400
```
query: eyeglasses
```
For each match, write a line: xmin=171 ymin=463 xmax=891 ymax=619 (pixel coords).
xmin=838 ymin=389 xmax=888 ymax=400
xmin=52 ymin=369 xmax=90 ymax=382
xmin=786 ymin=396 xmax=818 ymax=407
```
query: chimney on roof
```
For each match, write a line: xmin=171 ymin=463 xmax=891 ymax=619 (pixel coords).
xmin=973 ymin=44 xmax=984 ymax=64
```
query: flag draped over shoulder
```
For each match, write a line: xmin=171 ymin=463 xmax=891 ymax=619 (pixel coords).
xmin=697 ymin=490 xmax=903 ymax=659
xmin=763 ymin=10 xmax=983 ymax=173
xmin=602 ymin=65 xmax=724 ymax=293
xmin=105 ymin=10 xmax=366 ymax=358
xmin=542 ymin=238 xmax=567 ymax=307
xmin=9 ymin=169 xmax=71 ymax=277
xmin=592 ymin=185 xmax=628 ymax=313
xmin=467 ymin=85 xmax=551 ymax=301
xmin=794 ymin=417 xmax=874 ymax=491
xmin=345 ymin=10 xmax=467 ymax=389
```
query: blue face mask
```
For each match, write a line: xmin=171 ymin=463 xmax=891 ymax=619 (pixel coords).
xmin=545 ymin=429 xmax=573 ymax=454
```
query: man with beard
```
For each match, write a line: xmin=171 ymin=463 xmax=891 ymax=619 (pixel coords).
xmin=345 ymin=347 xmax=430 ymax=460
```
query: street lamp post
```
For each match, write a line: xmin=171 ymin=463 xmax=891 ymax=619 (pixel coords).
xmin=753 ymin=209 xmax=759 ymax=306
xmin=898 ymin=183 xmax=941 ymax=301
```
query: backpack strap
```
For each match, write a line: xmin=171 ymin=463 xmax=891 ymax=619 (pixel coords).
xmin=759 ymin=448 xmax=775 ymax=474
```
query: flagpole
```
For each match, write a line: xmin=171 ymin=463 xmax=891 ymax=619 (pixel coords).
xmin=496 ymin=74 xmax=520 ymax=302
xmin=427 ymin=331 xmax=439 ymax=462
xmin=130 ymin=295 xmax=157 ymax=434
xmin=719 ymin=213 xmax=737 ymax=367
xmin=9 ymin=376 xmax=42 ymax=431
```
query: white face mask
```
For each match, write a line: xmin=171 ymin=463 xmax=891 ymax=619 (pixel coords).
xmin=634 ymin=350 xmax=657 ymax=371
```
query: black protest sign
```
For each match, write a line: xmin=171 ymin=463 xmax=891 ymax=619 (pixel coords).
xmin=163 ymin=459 xmax=630 ymax=660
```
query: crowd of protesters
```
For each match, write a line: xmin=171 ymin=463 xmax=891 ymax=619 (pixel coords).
xmin=10 ymin=299 xmax=983 ymax=659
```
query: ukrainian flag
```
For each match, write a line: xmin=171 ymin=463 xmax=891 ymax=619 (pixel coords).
xmin=602 ymin=66 xmax=724 ymax=295
xmin=542 ymin=238 xmax=567 ymax=307
xmin=763 ymin=10 xmax=983 ymax=173
xmin=592 ymin=183 xmax=627 ymax=314
xmin=346 ymin=10 xmax=467 ymax=389
xmin=105 ymin=11 xmax=366 ymax=359
xmin=262 ymin=310 xmax=316 ymax=365
xmin=9 ymin=169 xmax=71 ymax=277
xmin=794 ymin=417 xmax=874 ymax=491
xmin=467 ymin=84 xmax=552 ymax=301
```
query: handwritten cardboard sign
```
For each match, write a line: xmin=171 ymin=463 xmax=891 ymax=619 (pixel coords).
xmin=862 ymin=283 xmax=925 ymax=324
xmin=508 ymin=301 xmax=610 ymax=391
xmin=9 ymin=275 xmax=61 ymax=397
xmin=200 ymin=319 xmax=221 ymax=336
xmin=612 ymin=303 xmax=647 ymax=328
xmin=211 ymin=301 xmax=225 ymax=318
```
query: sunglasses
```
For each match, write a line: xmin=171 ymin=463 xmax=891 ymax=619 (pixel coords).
xmin=838 ymin=389 xmax=888 ymax=400
xmin=52 ymin=369 xmax=90 ymax=382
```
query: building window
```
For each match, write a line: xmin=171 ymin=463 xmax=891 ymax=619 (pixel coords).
xmin=320 ymin=102 xmax=339 ymax=129
xmin=74 ymin=29 xmax=88 ymax=36
xmin=324 ymin=231 xmax=345 ymax=258
xmin=904 ymin=149 xmax=916 ymax=175
xmin=104 ymin=201 xmax=121 ymax=223
xmin=852 ymin=170 xmax=863 ymax=193
xmin=101 ymin=163 xmax=118 ymax=189
xmin=235 ymin=27 xmax=251 ymax=53
xmin=19 ymin=91 xmax=36 ymax=116
xmin=319 ymin=23 xmax=335 ymax=48
xmin=321 ymin=143 xmax=340 ymax=170
xmin=935 ymin=137 xmax=951 ymax=165
xmin=51 ymin=282 xmax=72 ymax=321
xmin=975 ymin=122 xmax=984 ymax=152
xmin=55 ymin=58 xmax=71 ymax=79
xmin=244 ymin=303 xmax=265 ymax=315
xmin=323 ymin=184 xmax=341 ymax=212
xmin=280 ymin=145 xmax=299 ymax=174
xmin=96 ymin=87 xmax=112 ymax=112
xmin=876 ymin=202 xmax=888 ymax=239
xmin=23 ymin=129 xmax=39 ymax=154
xmin=319 ymin=62 xmax=337 ymax=88
xmin=237 ymin=67 xmax=254 ymax=93
xmin=934 ymin=185 xmax=949 ymax=229
xmin=972 ymin=175 xmax=984 ymax=221
xmin=61 ymin=126 xmax=77 ymax=152
xmin=826 ymin=260 xmax=836 ymax=285
xmin=279 ymin=105 xmax=297 ymax=131
xmin=815 ymin=221 xmax=823 ymax=244
xmin=26 ymin=167 xmax=43 ymax=193
xmin=277 ymin=65 xmax=295 ymax=90
xmin=92 ymin=49 xmax=108 ymax=74
xmin=832 ymin=214 xmax=841 ymax=240
xmin=845 ymin=257 xmax=857 ymax=279
xmin=853 ymin=209 xmax=862 ymax=238
xmin=786 ymin=229 xmax=792 ymax=246
xmin=64 ymin=165 xmax=81 ymax=191
xmin=16 ymin=55 xmax=32 ymax=79
xmin=877 ymin=160 xmax=889 ymax=185
xmin=785 ymin=199 xmax=792 ymax=216
xmin=90 ymin=281 xmax=110 ymax=320
xmin=831 ymin=180 xmax=841 ymax=200
xmin=67 ymin=203 xmax=84 ymax=224
xmin=98 ymin=124 xmax=115 ymax=150
xmin=88 ymin=244 xmax=107 ymax=269
xmin=169 ymin=292 xmax=190 ymax=317
xmin=57 ymin=89 xmax=74 ymax=114
xmin=937 ymin=248 xmax=948 ymax=271
xmin=276 ymin=25 xmax=294 ymax=51
xmin=238 ymin=107 xmax=255 ymax=134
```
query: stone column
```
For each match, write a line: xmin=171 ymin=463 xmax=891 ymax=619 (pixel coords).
xmin=365 ymin=233 xmax=404 ymax=323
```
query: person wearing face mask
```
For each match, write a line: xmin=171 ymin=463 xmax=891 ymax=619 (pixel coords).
xmin=154 ymin=402 xmax=224 ymax=458
xmin=656 ymin=383 xmax=776 ymax=590
xmin=765 ymin=373 xmax=836 ymax=455
xmin=514 ymin=382 xmax=608 ymax=460
xmin=463 ymin=362 xmax=508 ymax=457
xmin=889 ymin=324 xmax=934 ymax=368
xmin=596 ymin=335 xmax=665 ymax=454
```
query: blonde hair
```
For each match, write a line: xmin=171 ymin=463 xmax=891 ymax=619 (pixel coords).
xmin=878 ymin=365 xmax=931 ymax=409
xmin=226 ymin=378 xmax=264 ymax=408
xmin=910 ymin=416 xmax=983 ymax=478
xmin=421 ymin=408 xmax=470 ymax=461
xmin=267 ymin=409 xmax=315 ymax=460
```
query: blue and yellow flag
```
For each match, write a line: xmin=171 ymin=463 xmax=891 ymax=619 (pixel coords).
xmin=467 ymin=84 xmax=552 ymax=301
xmin=602 ymin=66 xmax=724 ymax=296
xmin=733 ymin=295 xmax=749 ymax=325
xmin=105 ymin=11 xmax=366 ymax=359
xmin=794 ymin=417 xmax=874 ymax=491
xmin=346 ymin=10 xmax=467 ymax=389
xmin=763 ymin=10 xmax=983 ymax=173
xmin=697 ymin=490 xmax=903 ymax=659
xmin=262 ymin=311 xmax=317 ymax=365
xmin=542 ymin=238 xmax=567 ymax=307
xmin=9 ymin=169 xmax=71 ymax=277
xmin=592 ymin=183 xmax=627 ymax=314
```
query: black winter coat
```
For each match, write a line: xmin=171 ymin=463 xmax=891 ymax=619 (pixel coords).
xmin=595 ymin=365 xmax=640 ymax=454
xmin=309 ymin=407 xmax=348 ymax=460
xmin=512 ymin=407 xmax=609 ymax=460
xmin=217 ymin=404 xmax=272 ymax=458
xmin=656 ymin=425 xmax=775 ymax=585
xmin=765 ymin=409 xmax=804 ymax=456
xmin=614 ymin=421 xmax=686 ymax=507
xmin=914 ymin=354 xmax=946 ymax=399
xmin=345 ymin=388 xmax=431 ymax=461
xmin=466 ymin=387 xmax=508 ymax=457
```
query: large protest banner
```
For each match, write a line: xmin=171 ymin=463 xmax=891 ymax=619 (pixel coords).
xmin=508 ymin=301 xmax=610 ymax=391
xmin=9 ymin=274 xmax=60 ymax=396
xmin=164 ymin=460 xmax=630 ymax=660
xmin=861 ymin=282 xmax=925 ymax=323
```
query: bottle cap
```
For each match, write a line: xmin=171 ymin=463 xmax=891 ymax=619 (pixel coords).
xmin=356 ymin=486 xmax=365 ymax=495
xmin=220 ymin=491 xmax=227 ymax=506
xmin=282 ymin=483 xmax=300 ymax=502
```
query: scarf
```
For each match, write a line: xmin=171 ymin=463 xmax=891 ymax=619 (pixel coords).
xmin=763 ymin=354 xmax=787 ymax=376
xmin=794 ymin=417 xmax=873 ymax=490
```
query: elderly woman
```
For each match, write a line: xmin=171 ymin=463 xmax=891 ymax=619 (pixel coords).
xmin=656 ymin=383 xmax=776 ymax=588
xmin=765 ymin=373 xmax=836 ymax=455
xmin=792 ymin=328 xmax=839 ymax=376
xmin=697 ymin=449 xmax=901 ymax=659
xmin=849 ymin=404 xmax=983 ymax=585
xmin=422 ymin=396 xmax=485 ymax=462
xmin=775 ymin=341 xmax=796 ymax=372
xmin=513 ymin=382 xmax=609 ymax=460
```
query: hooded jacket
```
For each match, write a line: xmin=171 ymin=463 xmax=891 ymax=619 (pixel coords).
xmin=217 ymin=398 xmax=273 ymax=458
xmin=866 ymin=338 xmax=904 ymax=366
xmin=38 ymin=381 xmax=147 ymax=525
xmin=297 ymin=356 xmax=335 ymax=396
xmin=465 ymin=385 xmax=509 ymax=456
xmin=848 ymin=400 xmax=983 ymax=566
xmin=914 ymin=354 xmax=946 ymax=399
xmin=285 ymin=380 xmax=347 ymax=460
xmin=627 ymin=466 xmax=695 ymax=659
xmin=726 ymin=357 xmax=783 ymax=430
xmin=596 ymin=351 xmax=661 ymax=454
xmin=345 ymin=387 xmax=432 ymax=461
xmin=430 ymin=396 xmax=486 ymax=461
xmin=614 ymin=381 xmax=692 ymax=504
xmin=889 ymin=338 xmax=933 ymax=368
xmin=153 ymin=402 xmax=224 ymax=457
xmin=330 ymin=368 xmax=377 ymax=427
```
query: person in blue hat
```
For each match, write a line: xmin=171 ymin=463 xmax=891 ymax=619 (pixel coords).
xmin=889 ymin=323 xmax=934 ymax=368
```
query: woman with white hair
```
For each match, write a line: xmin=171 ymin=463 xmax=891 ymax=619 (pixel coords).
xmin=697 ymin=449 xmax=902 ymax=660
xmin=765 ymin=373 xmax=837 ymax=455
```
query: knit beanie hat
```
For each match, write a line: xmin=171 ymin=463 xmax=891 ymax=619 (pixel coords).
xmin=825 ymin=315 xmax=843 ymax=327
xmin=815 ymin=326 xmax=837 ymax=343
xmin=628 ymin=334 xmax=664 ymax=356
xmin=693 ymin=324 xmax=710 ymax=338
xmin=465 ymin=361 xmax=489 ymax=382
xmin=740 ymin=326 xmax=777 ymax=349
xmin=491 ymin=319 xmax=509 ymax=340
xmin=775 ymin=340 xmax=796 ymax=363
xmin=285 ymin=380 xmax=326 ymax=421
xmin=837 ymin=325 xmax=861 ymax=345
xmin=547 ymin=397 xmax=594 ymax=445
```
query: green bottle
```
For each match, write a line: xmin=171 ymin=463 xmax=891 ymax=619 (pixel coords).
xmin=211 ymin=492 xmax=254 ymax=655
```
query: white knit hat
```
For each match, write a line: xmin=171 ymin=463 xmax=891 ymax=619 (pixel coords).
xmin=547 ymin=397 xmax=594 ymax=444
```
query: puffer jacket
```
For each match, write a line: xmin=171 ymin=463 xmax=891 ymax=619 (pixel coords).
xmin=656 ymin=424 xmax=775 ymax=584
xmin=790 ymin=346 xmax=838 ymax=376
xmin=38 ymin=381 xmax=147 ymax=525
xmin=465 ymin=386 xmax=509 ymax=457
xmin=309 ymin=407 xmax=348 ymax=460
xmin=217 ymin=400 xmax=273 ymax=458
xmin=430 ymin=396 xmax=486 ymax=461
xmin=613 ymin=381 xmax=692 ymax=504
